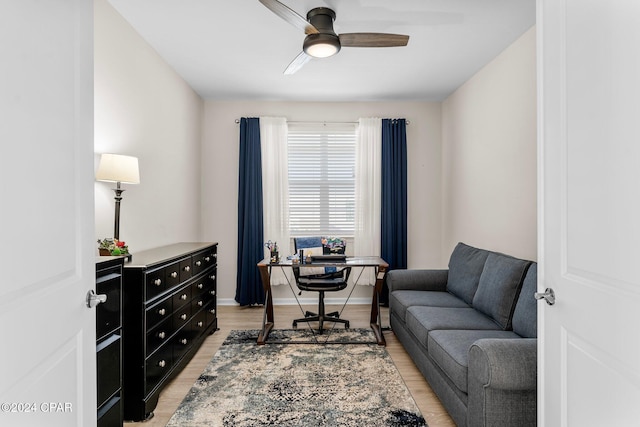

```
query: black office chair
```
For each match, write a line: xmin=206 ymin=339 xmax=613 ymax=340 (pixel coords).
xmin=292 ymin=237 xmax=350 ymax=333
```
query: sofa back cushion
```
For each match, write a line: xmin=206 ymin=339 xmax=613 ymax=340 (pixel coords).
xmin=512 ymin=263 xmax=538 ymax=338
xmin=446 ymin=242 xmax=490 ymax=304
xmin=472 ymin=253 xmax=531 ymax=330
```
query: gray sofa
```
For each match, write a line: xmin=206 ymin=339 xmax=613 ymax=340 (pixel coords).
xmin=387 ymin=242 xmax=537 ymax=427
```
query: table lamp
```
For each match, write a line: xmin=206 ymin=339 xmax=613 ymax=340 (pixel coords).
xmin=96 ymin=153 xmax=140 ymax=240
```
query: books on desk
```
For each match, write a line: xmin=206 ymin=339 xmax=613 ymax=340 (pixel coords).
xmin=310 ymin=254 xmax=347 ymax=262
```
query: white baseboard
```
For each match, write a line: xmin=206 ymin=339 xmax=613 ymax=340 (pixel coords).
xmin=218 ymin=297 xmax=373 ymax=306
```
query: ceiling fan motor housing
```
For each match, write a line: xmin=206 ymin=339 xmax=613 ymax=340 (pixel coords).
xmin=303 ymin=7 xmax=341 ymax=57
xmin=306 ymin=7 xmax=336 ymax=32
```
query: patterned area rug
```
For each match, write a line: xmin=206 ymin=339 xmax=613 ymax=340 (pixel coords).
xmin=166 ymin=329 xmax=427 ymax=427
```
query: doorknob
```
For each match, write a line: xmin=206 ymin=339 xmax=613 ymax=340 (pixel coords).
xmin=86 ymin=289 xmax=107 ymax=308
xmin=534 ymin=288 xmax=555 ymax=305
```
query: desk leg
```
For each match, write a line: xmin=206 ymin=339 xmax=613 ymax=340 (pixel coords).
xmin=257 ymin=264 xmax=274 ymax=345
xmin=370 ymin=264 xmax=387 ymax=346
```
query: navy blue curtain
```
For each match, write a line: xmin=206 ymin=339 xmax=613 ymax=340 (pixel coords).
xmin=235 ymin=117 xmax=266 ymax=306
xmin=381 ymin=118 xmax=408 ymax=304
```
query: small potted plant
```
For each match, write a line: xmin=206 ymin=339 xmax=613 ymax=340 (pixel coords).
xmin=97 ymin=238 xmax=129 ymax=256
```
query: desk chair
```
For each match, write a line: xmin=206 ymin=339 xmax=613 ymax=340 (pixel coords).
xmin=292 ymin=237 xmax=350 ymax=333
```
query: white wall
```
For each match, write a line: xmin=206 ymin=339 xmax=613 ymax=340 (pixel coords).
xmin=441 ymin=26 xmax=537 ymax=262
xmin=94 ymin=0 xmax=204 ymax=252
xmin=201 ymin=101 xmax=442 ymax=302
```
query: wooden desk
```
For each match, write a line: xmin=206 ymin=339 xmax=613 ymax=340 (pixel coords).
xmin=257 ymin=256 xmax=389 ymax=345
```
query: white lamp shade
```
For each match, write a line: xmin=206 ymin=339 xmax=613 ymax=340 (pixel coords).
xmin=96 ymin=153 xmax=140 ymax=184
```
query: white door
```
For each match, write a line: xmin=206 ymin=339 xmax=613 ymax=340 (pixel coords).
xmin=0 ymin=1 xmax=96 ymax=426
xmin=539 ymin=0 xmax=640 ymax=425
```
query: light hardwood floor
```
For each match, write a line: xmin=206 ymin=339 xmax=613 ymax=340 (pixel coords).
xmin=125 ymin=304 xmax=455 ymax=427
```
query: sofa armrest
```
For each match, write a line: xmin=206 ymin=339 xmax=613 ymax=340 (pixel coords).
xmin=467 ymin=338 xmax=537 ymax=427
xmin=386 ymin=269 xmax=449 ymax=292
xmin=469 ymin=338 xmax=537 ymax=390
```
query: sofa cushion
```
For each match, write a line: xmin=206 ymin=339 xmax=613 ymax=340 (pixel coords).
xmin=447 ymin=242 xmax=490 ymax=304
xmin=472 ymin=253 xmax=531 ymax=330
xmin=390 ymin=290 xmax=470 ymax=322
xmin=512 ymin=263 xmax=538 ymax=338
xmin=405 ymin=306 xmax=502 ymax=347
xmin=428 ymin=329 xmax=521 ymax=393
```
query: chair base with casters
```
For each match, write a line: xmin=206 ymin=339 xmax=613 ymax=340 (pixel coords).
xmin=292 ymin=275 xmax=350 ymax=334
xmin=292 ymin=237 xmax=351 ymax=334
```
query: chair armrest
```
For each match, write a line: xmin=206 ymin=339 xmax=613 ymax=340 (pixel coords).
xmin=386 ymin=269 xmax=449 ymax=292
xmin=469 ymin=338 xmax=537 ymax=390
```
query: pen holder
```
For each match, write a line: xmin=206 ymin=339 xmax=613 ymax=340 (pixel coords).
xmin=270 ymin=251 xmax=279 ymax=263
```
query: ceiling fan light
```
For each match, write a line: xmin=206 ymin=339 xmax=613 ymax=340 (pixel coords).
xmin=303 ymin=33 xmax=341 ymax=58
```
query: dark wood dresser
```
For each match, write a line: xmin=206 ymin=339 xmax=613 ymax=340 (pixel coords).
xmin=95 ymin=256 xmax=125 ymax=427
xmin=121 ymin=242 xmax=218 ymax=421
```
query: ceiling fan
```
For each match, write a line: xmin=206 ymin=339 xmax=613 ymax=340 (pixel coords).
xmin=258 ymin=0 xmax=410 ymax=74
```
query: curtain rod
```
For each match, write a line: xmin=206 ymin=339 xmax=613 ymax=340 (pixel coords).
xmin=234 ymin=119 xmax=410 ymax=125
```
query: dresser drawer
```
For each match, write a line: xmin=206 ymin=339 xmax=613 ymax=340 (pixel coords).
xmin=206 ymin=303 xmax=217 ymax=326
xmin=192 ymin=248 xmax=216 ymax=274
xmin=191 ymin=252 xmax=207 ymax=275
xmin=172 ymin=304 xmax=191 ymax=331
xmin=146 ymin=297 xmax=172 ymax=330
xmin=173 ymin=327 xmax=196 ymax=362
xmin=206 ymin=268 xmax=217 ymax=285
xmin=145 ymin=346 xmax=173 ymax=396
xmin=172 ymin=284 xmax=191 ymax=310
xmin=179 ymin=258 xmax=192 ymax=282
xmin=146 ymin=319 xmax=173 ymax=356
xmin=191 ymin=309 xmax=207 ymax=333
xmin=96 ymin=270 xmax=122 ymax=340
xmin=192 ymin=292 xmax=207 ymax=313
xmin=202 ymin=286 xmax=217 ymax=306
xmin=165 ymin=261 xmax=182 ymax=288
xmin=191 ymin=276 xmax=207 ymax=298
xmin=97 ymin=394 xmax=122 ymax=427
xmin=97 ymin=334 xmax=121 ymax=408
xmin=145 ymin=268 xmax=166 ymax=301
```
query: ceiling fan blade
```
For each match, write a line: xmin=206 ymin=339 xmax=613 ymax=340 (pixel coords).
xmin=339 ymin=33 xmax=410 ymax=48
xmin=284 ymin=51 xmax=312 ymax=75
xmin=258 ymin=0 xmax=319 ymax=35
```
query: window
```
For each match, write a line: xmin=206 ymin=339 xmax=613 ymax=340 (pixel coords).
xmin=288 ymin=123 xmax=357 ymax=237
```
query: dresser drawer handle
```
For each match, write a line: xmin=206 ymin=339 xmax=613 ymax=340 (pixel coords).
xmin=198 ymin=300 xmax=204 ymax=307
xmin=213 ymin=254 xmax=217 ymax=259
xmin=158 ymin=331 xmax=166 ymax=339
xmin=197 ymin=321 xmax=204 ymax=328
xmin=180 ymin=338 xmax=188 ymax=345
xmin=209 ymin=308 xmax=216 ymax=315
xmin=184 ymin=265 xmax=190 ymax=272
xmin=205 ymin=257 xmax=210 ymax=262
xmin=195 ymin=260 xmax=202 ymax=267
xmin=170 ymin=271 xmax=178 ymax=279
xmin=180 ymin=294 xmax=188 ymax=300
xmin=154 ymin=279 xmax=162 ymax=286
xmin=158 ymin=308 xmax=166 ymax=316
xmin=209 ymin=275 xmax=216 ymax=281
xmin=158 ymin=360 xmax=166 ymax=368
xmin=210 ymin=290 xmax=216 ymax=296
xmin=197 ymin=283 xmax=204 ymax=289
xmin=180 ymin=314 xmax=187 ymax=321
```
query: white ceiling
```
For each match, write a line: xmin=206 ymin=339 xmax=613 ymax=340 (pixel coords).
xmin=107 ymin=0 xmax=536 ymax=102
